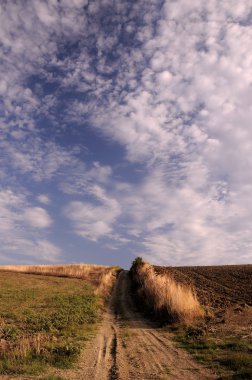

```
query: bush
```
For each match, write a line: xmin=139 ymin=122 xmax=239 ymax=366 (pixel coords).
xmin=129 ymin=257 xmax=144 ymax=274
xmin=130 ymin=261 xmax=204 ymax=324
xmin=49 ymin=342 xmax=80 ymax=368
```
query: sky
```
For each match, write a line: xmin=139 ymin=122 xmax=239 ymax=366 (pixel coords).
xmin=1 ymin=0 xmax=252 ymax=268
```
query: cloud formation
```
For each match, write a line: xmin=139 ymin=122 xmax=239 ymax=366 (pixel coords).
xmin=64 ymin=185 xmax=121 ymax=241
xmin=0 ymin=1 xmax=252 ymax=265
xmin=23 ymin=207 xmax=53 ymax=229
xmin=37 ymin=194 xmax=50 ymax=204
xmin=0 ymin=189 xmax=60 ymax=262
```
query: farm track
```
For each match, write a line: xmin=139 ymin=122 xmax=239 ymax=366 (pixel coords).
xmin=54 ymin=271 xmax=216 ymax=380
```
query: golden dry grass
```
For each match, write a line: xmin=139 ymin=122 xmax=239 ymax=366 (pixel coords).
xmin=0 ymin=332 xmax=53 ymax=359
xmin=135 ymin=262 xmax=204 ymax=323
xmin=0 ymin=264 xmax=119 ymax=296
xmin=0 ymin=263 xmax=109 ymax=277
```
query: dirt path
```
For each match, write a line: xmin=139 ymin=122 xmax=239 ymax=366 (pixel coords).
xmin=54 ymin=270 xmax=216 ymax=380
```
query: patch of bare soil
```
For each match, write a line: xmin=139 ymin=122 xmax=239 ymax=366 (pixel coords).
xmin=52 ymin=271 xmax=216 ymax=380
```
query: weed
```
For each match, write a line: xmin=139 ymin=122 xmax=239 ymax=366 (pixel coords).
xmin=0 ymin=324 xmax=20 ymax=340
xmin=48 ymin=342 xmax=81 ymax=368
xmin=185 ymin=325 xmax=207 ymax=340
xmin=219 ymin=352 xmax=252 ymax=372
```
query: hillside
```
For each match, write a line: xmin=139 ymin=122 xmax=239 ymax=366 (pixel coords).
xmin=0 ymin=264 xmax=119 ymax=296
xmin=0 ymin=264 xmax=119 ymax=378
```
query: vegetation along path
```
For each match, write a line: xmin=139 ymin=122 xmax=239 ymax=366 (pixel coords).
xmin=55 ymin=271 xmax=216 ymax=380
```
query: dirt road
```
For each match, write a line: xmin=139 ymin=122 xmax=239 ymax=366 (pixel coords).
xmin=56 ymin=270 xmax=216 ymax=380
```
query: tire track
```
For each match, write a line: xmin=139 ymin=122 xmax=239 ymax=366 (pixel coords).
xmin=109 ymin=327 xmax=118 ymax=380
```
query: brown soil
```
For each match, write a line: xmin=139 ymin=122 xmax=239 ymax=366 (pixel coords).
xmin=51 ymin=271 xmax=216 ymax=380
xmin=154 ymin=265 xmax=252 ymax=310
xmin=154 ymin=264 xmax=252 ymax=352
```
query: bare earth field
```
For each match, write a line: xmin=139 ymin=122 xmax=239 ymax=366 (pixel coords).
xmin=155 ymin=265 xmax=252 ymax=309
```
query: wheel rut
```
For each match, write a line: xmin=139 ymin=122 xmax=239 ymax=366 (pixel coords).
xmin=109 ymin=327 xmax=118 ymax=380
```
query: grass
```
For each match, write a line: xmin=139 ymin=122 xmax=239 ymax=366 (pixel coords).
xmin=173 ymin=327 xmax=252 ymax=379
xmin=0 ymin=263 xmax=110 ymax=277
xmin=0 ymin=271 xmax=100 ymax=375
xmin=0 ymin=264 xmax=120 ymax=297
xmin=130 ymin=258 xmax=204 ymax=324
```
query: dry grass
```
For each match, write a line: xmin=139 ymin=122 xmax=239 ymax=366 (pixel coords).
xmin=132 ymin=260 xmax=204 ymax=323
xmin=0 ymin=263 xmax=110 ymax=278
xmin=0 ymin=264 xmax=119 ymax=296
xmin=94 ymin=269 xmax=117 ymax=297
xmin=0 ymin=333 xmax=53 ymax=359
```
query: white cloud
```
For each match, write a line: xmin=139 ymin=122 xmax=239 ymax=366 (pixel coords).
xmin=0 ymin=188 xmax=60 ymax=262
xmin=1 ymin=0 xmax=252 ymax=266
xmin=37 ymin=194 xmax=50 ymax=204
xmin=34 ymin=239 xmax=61 ymax=262
xmin=23 ymin=207 xmax=53 ymax=229
xmin=62 ymin=1 xmax=252 ymax=264
xmin=0 ymin=137 xmax=80 ymax=182
xmin=81 ymin=1 xmax=252 ymax=264
xmin=60 ymin=161 xmax=113 ymax=195
xmin=64 ymin=186 xmax=121 ymax=241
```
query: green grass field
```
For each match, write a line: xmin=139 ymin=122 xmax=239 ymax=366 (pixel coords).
xmin=0 ymin=271 xmax=99 ymax=376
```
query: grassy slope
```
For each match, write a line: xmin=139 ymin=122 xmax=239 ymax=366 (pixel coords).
xmin=0 ymin=271 xmax=99 ymax=376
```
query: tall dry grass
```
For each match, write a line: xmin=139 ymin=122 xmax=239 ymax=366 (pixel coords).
xmin=132 ymin=261 xmax=204 ymax=323
xmin=0 ymin=263 xmax=109 ymax=278
xmin=0 ymin=264 xmax=119 ymax=296
xmin=0 ymin=333 xmax=52 ymax=359
xmin=94 ymin=269 xmax=117 ymax=297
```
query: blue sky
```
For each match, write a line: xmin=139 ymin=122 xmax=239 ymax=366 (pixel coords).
xmin=1 ymin=0 xmax=252 ymax=268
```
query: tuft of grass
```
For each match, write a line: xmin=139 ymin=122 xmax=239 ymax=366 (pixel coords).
xmin=130 ymin=258 xmax=204 ymax=324
xmin=219 ymin=352 xmax=252 ymax=374
xmin=0 ymin=271 xmax=100 ymax=375
xmin=95 ymin=267 xmax=121 ymax=297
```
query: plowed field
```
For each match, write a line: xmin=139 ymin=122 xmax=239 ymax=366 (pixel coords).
xmin=154 ymin=265 xmax=252 ymax=310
